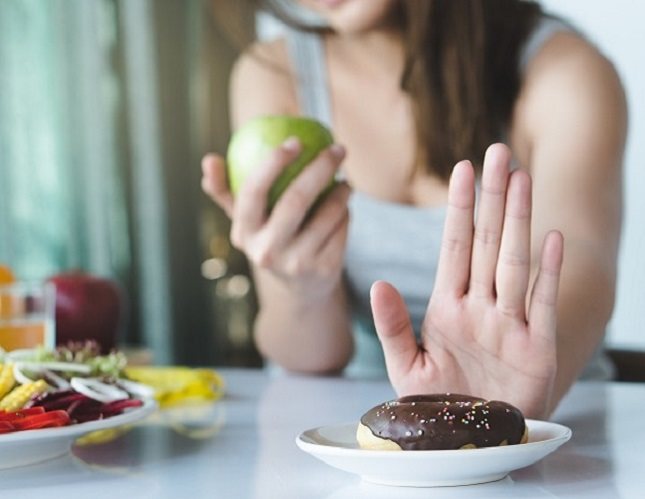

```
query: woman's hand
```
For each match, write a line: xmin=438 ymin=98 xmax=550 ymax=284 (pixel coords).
xmin=201 ymin=138 xmax=351 ymax=302
xmin=370 ymin=144 xmax=564 ymax=419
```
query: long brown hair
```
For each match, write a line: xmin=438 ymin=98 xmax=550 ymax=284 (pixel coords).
xmin=255 ymin=0 xmax=543 ymax=180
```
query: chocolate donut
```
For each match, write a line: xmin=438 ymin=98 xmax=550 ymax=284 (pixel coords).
xmin=357 ymin=394 xmax=528 ymax=450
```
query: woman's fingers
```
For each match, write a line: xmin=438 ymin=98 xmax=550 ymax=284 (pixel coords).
xmin=495 ymin=169 xmax=532 ymax=318
xmin=311 ymin=202 xmax=350 ymax=277
xmin=528 ymin=231 xmax=564 ymax=340
xmin=267 ymin=144 xmax=346 ymax=247
xmin=201 ymin=154 xmax=234 ymax=217
xmin=232 ymin=137 xmax=303 ymax=236
xmin=469 ymin=144 xmax=511 ymax=298
xmin=290 ymin=182 xmax=351 ymax=257
xmin=433 ymin=160 xmax=476 ymax=297
xmin=371 ymin=281 xmax=419 ymax=378
xmin=275 ymin=183 xmax=350 ymax=278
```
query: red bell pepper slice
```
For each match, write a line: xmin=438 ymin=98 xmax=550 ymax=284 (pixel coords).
xmin=0 ymin=407 xmax=46 ymax=421
xmin=11 ymin=410 xmax=71 ymax=431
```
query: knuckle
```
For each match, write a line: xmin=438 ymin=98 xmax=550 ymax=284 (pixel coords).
xmin=281 ymin=187 xmax=312 ymax=213
xmin=307 ymin=150 xmax=340 ymax=182
xmin=480 ymin=184 xmax=506 ymax=198
xmin=242 ymin=178 xmax=268 ymax=199
xmin=539 ymin=266 xmax=561 ymax=278
xmin=316 ymin=147 xmax=337 ymax=166
xmin=284 ymin=256 xmax=307 ymax=277
xmin=322 ymin=148 xmax=343 ymax=171
xmin=267 ymin=146 xmax=292 ymax=167
xmin=469 ymin=278 xmax=492 ymax=299
xmin=532 ymin=290 xmax=556 ymax=307
xmin=496 ymin=300 xmax=522 ymax=319
xmin=254 ymin=248 xmax=274 ymax=269
xmin=499 ymin=252 xmax=529 ymax=268
xmin=441 ymin=235 xmax=471 ymax=254
xmin=247 ymin=241 xmax=274 ymax=268
xmin=474 ymin=227 xmax=500 ymax=246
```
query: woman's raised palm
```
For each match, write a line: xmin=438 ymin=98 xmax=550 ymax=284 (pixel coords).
xmin=370 ymin=144 xmax=564 ymax=419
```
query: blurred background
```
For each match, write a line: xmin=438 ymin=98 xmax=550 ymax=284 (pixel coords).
xmin=0 ymin=0 xmax=643 ymax=367
xmin=0 ymin=0 xmax=257 ymax=366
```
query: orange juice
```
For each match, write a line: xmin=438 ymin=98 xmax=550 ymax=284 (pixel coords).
xmin=0 ymin=281 xmax=55 ymax=351
xmin=0 ymin=318 xmax=47 ymax=351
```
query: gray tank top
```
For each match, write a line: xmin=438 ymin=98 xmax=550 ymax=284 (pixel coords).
xmin=283 ymin=16 xmax=614 ymax=380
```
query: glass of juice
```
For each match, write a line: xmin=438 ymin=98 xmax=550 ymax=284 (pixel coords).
xmin=0 ymin=281 xmax=56 ymax=351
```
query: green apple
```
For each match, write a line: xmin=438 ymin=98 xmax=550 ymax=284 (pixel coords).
xmin=226 ymin=115 xmax=335 ymax=209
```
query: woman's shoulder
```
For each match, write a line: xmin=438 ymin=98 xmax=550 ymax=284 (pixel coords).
xmin=512 ymin=27 xmax=627 ymax=161
xmin=229 ymin=37 xmax=299 ymax=127
xmin=523 ymin=27 xmax=621 ymax=90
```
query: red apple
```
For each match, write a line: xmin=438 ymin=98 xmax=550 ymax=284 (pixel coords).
xmin=48 ymin=271 xmax=123 ymax=353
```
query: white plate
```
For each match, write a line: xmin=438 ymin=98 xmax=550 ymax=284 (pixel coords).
xmin=296 ymin=419 xmax=572 ymax=487
xmin=0 ymin=398 xmax=157 ymax=470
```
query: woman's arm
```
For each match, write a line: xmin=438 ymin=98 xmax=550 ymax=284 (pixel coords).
xmin=219 ymin=41 xmax=354 ymax=373
xmin=366 ymin=32 xmax=625 ymax=420
xmin=512 ymin=32 xmax=627 ymax=411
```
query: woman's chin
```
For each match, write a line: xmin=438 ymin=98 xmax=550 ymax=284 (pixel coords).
xmin=301 ymin=0 xmax=397 ymax=34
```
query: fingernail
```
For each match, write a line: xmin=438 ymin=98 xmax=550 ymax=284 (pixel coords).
xmin=330 ymin=144 xmax=346 ymax=160
xmin=282 ymin=136 xmax=301 ymax=151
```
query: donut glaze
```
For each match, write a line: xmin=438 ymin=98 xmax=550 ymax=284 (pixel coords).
xmin=358 ymin=394 xmax=527 ymax=450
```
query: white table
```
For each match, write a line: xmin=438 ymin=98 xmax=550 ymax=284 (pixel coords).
xmin=1 ymin=368 xmax=643 ymax=498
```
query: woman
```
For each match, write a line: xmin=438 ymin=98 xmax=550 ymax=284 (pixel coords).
xmin=202 ymin=0 xmax=626 ymax=419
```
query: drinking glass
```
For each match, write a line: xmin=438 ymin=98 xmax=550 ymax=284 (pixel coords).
xmin=0 ymin=281 xmax=56 ymax=351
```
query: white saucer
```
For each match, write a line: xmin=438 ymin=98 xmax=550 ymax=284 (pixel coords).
xmin=0 ymin=398 xmax=157 ymax=470
xmin=296 ymin=419 xmax=572 ymax=487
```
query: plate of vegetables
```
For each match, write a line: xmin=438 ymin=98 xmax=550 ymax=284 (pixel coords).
xmin=0 ymin=342 xmax=156 ymax=469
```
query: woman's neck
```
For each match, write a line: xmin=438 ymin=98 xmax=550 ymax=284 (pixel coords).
xmin=328 ymin=27 xmax=404 ymax=81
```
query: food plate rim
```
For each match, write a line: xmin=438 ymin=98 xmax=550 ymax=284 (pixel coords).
xmin=296 ymin=418 xmax=572 ymax=457
xmin=0 ymin=397 xmax=157 ymax=443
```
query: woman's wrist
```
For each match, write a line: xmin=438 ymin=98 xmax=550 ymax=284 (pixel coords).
xmin=253 ymin=278 xmax=352 ymax=372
